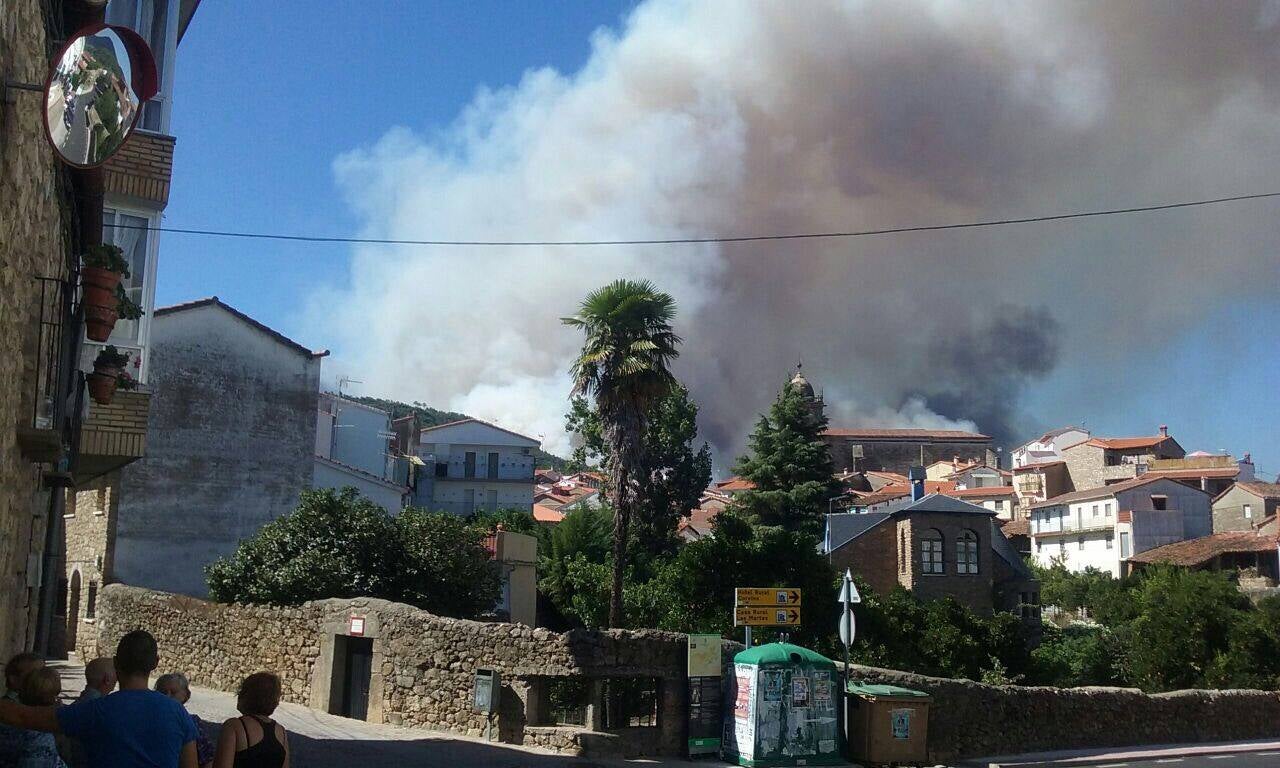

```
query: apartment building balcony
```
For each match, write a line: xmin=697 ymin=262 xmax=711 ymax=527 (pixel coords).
xmin=76 ymin=390 xmax=150 ymax=482
xmin=1033 ymin=518 xmax=1116 ymax=537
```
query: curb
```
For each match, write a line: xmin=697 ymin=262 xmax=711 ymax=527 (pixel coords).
xmin=959 ymin=738 xmax=1280 ymax=767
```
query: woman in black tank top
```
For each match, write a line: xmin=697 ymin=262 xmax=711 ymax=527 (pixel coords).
xmin=213 ymin=673 xmax=290 ymax=768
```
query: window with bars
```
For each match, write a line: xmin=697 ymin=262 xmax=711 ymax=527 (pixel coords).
xmin=956 ymin=529 xmax=979 ymax=574
xmin=86 ymin=582 xmax=98 ymax=619
xmin=921 ymin=530 xmax=944 ymax=574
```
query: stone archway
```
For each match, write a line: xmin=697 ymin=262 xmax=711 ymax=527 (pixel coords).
xmin=66 ymin=571 xmax=81 ymax=654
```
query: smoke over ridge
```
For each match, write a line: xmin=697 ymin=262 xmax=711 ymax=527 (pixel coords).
xmin=311 ymin=0 xmax=1280 ymax=461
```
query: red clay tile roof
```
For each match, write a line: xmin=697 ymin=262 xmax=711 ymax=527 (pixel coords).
xmin=533 ymin=504 xmax=565 ymax=524
xmin=1084 ymin=436 xmax=1171 ymax=450
xmin=715 ymin=477 xmax=756 ymax=492
xmin=1030 ymin=474 xmax=1207 ymax=509
xmin=824 ymin=428 xmax=990 ymax=441
xmin=947 ymin=486 xmax=1017 ymax=498
xmin=1233 ymin=482 xmax=1280 ymax=501
xmin=1128 ymin=531 xmax=1278 ymax=566
xmin=1012 ymin=460 xmax=1066 ymax=472
xmin=865 ymin=471 xmax=910 ymax=483
xmin=1001 ymin=518 xmax=1030 ymax=537
xmin=853 ymin=481 xmax=956 ymax=506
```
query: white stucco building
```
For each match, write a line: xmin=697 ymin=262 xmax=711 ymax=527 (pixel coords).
xmin=1029 ymin=475 xmax=1212 ymax=577
xmin=1011 ymin=426 xmax=1090 ymax=469
xmin=412 ymin=419 xmax=539 ymax=515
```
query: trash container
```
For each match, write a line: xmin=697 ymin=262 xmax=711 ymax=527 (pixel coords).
xmin=722 ymin=643 xmax=842 ymax=767
xmin=844 ymin=683 xmax=931 ymax=767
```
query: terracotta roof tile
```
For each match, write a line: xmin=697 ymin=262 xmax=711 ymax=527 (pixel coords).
xmin=1001 ymin=518 xmax=1030 ymax=537
xmin=1128 ymin=531 xmax=1278 ymax=566
xmin=1012 ymin=460 xmax=1066 ymax=472
xmin=1030 ymin=474 xmax=1205 ymax=509
xmin=715 ymin=476 xmax=756 ymax=492
xmin=533 ymin=504 xmax=565 ymax=524
xmin=1234 ymin=482 xmax=1280 ymax=501
xmin=1084 ymin=436 xmax=1170 ymax=450
xmin=946 ymin=486 xmax=1017 ymax=498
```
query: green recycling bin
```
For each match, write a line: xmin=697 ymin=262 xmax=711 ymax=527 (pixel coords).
xmin=844 ymin=683 xmax=932 ymax=767
xmin=722 ymin=643 xmax=842 ymax=767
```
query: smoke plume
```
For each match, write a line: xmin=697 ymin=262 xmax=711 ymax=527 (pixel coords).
xmin=312 ymin=0 xmax=1280 ymax=461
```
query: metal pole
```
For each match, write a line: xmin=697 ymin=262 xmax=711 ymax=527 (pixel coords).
xmin=745 ymin=626 xmax=752 ymax=647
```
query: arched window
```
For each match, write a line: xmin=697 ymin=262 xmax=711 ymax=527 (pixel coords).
xmin=920 ymin=529 xmax=944 ymax=574
xmin=956 ymin=529 xmax=979 ymax=574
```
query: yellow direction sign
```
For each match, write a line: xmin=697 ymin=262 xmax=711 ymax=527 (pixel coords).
xmin=735 ymin=605 xmax=802 ymax=627
xmin=735 ymin=587 xmax=802 ymax=607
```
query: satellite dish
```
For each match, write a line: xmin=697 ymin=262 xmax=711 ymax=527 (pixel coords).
xmin=42 ymin=23 xmax=157 ymax=169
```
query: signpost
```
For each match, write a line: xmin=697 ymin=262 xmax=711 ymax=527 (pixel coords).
xmin=734 ymin=587 xmax=802 ymax=646
xmin=837 ymin=569 xmax=861 ymax=744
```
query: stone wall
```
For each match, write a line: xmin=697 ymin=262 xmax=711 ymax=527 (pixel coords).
xmin=88 ymin=585 xmax=687 ymax=758
xmin=0 ymin=0 xmax=72 ymax=658
xmin=849 ymin=664 xmax=1280 ymax=761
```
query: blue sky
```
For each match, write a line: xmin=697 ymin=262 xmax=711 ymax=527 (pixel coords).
xmin=157 ymin=2 xmax=1279 ymax=475
xmin=161 ymin=1 xmax=636 ymax=319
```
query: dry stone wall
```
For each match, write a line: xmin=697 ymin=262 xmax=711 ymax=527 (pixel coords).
xmin=850 ymin=664 xmax=1280 ymax=761
xmin=90 ymin=585 xmax=687 ymax=757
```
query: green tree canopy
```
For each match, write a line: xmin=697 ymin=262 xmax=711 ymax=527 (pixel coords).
xmin=731 ymin=376 xmax=839 ymax=533
xmin=206 ymin=488 xmax=500 ymax=619
xmin=565 ymin=384 xmax=712 ymax=563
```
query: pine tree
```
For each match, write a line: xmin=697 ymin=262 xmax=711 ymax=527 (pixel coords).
xmin=731 ymin=378 xmax=839 ymax=532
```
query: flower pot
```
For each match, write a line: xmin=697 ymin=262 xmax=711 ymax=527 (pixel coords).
xmin=86 ymin=371 xmax=118 ymax=405
xmin=83 ymin=303 xmax=119 ymax=342
xmin=81 ymin=267 xmax=122 ymax=310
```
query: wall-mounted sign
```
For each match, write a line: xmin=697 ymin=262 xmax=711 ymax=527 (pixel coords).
xmin=42 ymin=23 xmax=158 ymax=168
xmin=349 ymin=616 xmax=365 ymax=636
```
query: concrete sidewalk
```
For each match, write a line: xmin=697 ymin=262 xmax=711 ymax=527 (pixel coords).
xmin=961 ymin=738 xmax=1280 ymax=767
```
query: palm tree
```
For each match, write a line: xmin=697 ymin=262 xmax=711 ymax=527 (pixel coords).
xmin=563 ymin=279 xmax=680 ymax=627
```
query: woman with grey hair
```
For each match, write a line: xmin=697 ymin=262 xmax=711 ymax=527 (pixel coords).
xmin=156 ymin=674 xmax=214 ymax=768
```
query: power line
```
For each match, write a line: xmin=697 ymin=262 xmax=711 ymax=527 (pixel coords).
xmin=102 ymin=190 xmax=1280 ymax=247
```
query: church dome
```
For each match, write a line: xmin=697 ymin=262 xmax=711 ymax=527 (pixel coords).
xmin=789 ymin=368 xmax=815 ymax=398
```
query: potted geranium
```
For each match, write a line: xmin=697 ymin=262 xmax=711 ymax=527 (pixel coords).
xmin=81 ymin=244 xmax=129 ymax=341
xmin=87 ymin=345 xmax=130 ymax=405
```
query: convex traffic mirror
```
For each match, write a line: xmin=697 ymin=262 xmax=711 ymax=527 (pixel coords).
xmin=44 ymin=24 xmax=158 ymax=168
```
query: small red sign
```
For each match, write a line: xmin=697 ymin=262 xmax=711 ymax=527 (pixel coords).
xmin=349 ymin=616 xmax=365 ymax=636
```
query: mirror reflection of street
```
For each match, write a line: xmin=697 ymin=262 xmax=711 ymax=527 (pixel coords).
xmin=44 ymin=30 xmax=138 ymax=166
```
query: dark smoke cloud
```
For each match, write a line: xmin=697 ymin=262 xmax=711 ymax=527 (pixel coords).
xmin=313 ymin=0 xmax=1280 ymax=463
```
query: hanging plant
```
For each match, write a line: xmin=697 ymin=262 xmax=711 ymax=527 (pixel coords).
xmin=116 ymin=283 xmax=144 ymax=321
xmin=81 ymin=244 xmax=131 ymax=342
xmin=87 ymin=345 xmax=130 ymax=405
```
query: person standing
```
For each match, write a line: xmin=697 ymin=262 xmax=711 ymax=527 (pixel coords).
xmin=77 ymin=659 xmax=116 ymax=702
xmin=3 ymin=654 xmax=44 ymax=701
xmin=9 ymin=667 xmax=68 ymax=767
xmin=0 ymin=630 xmax=197 ymax=768
xmin=156 ymin=673 xmax=214 ymax=768
xmin=212 ymin=673 xmax=289 ymax=768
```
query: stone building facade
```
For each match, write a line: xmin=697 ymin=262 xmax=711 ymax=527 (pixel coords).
xmin=826 ymin=492 xmax=1039 ymax=621
xmin=1212 ymin=482 xmax=1280 ymax=533
xmin=88 ymin=585 xmax=689 ymax=758
xmin=0 ymin=0 xmax=78 ymax=658
xmin=1060 ymin=432 xmax=1185 ymax=492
